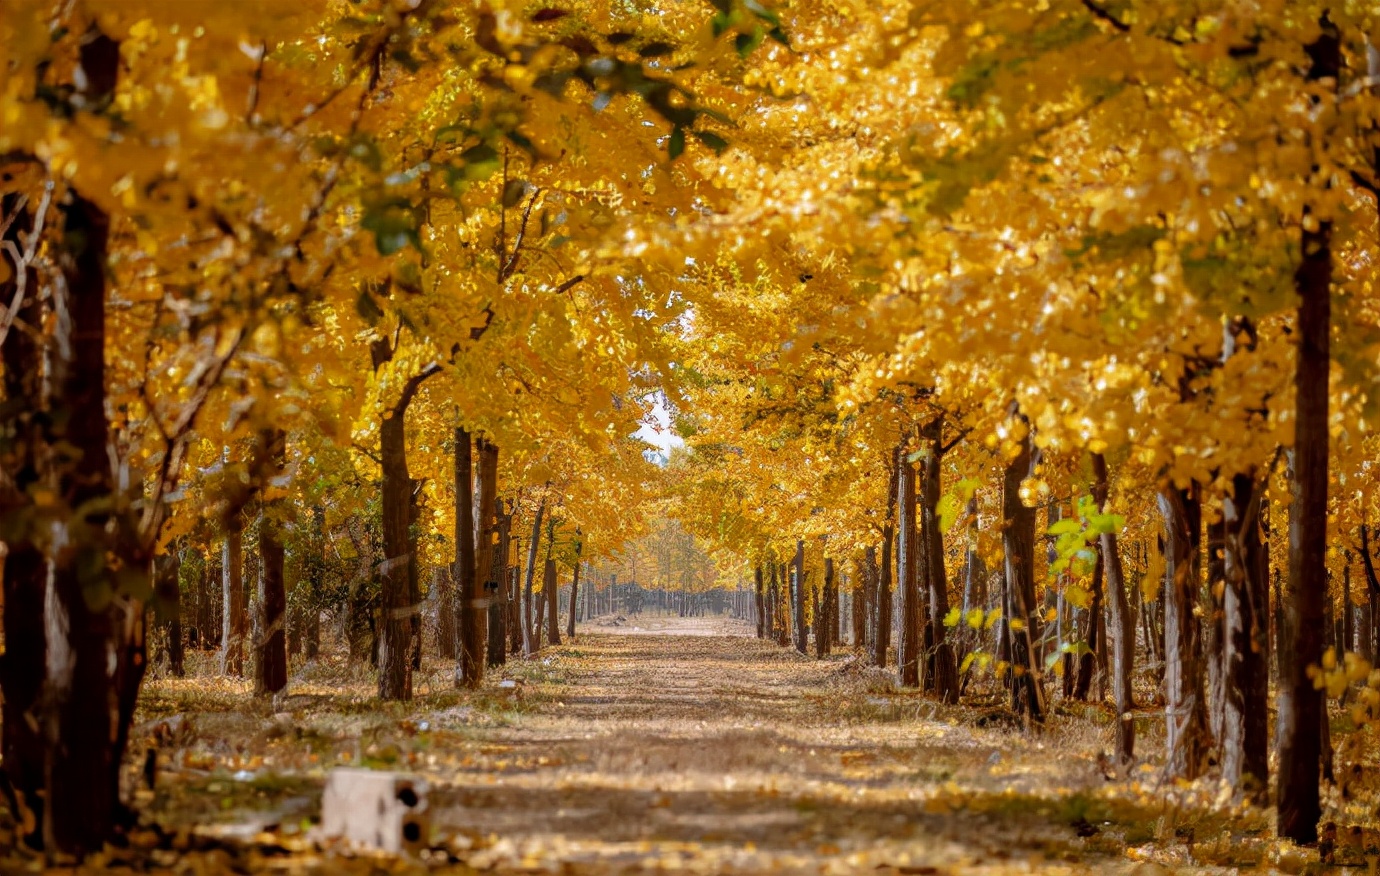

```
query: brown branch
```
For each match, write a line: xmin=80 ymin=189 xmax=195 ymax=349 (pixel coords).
xmin=500 ymin=189 xmax=543 ymax=282
xmin=1081 ymin=0 xmax=1130 ymax=32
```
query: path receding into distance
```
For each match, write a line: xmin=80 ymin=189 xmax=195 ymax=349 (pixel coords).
xmin=417 ymin=618 xmax=1190 ymax=874
xmin=141 ymin=617 xmax=1233 ymax=874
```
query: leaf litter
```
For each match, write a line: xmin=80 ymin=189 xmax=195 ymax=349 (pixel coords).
xmin=3 ymin=617 xmax=1371 ymax=874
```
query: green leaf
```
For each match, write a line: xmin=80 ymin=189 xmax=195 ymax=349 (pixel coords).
xmin=943 ymin=606 xmax=962 ymax=628
xmin=1047 ymin=518 xmax=1083 ymax=536
xmin=735 ymin=29 xmax=763 ymax=58
xmin=668 ymin=126 xmax=685 ymax=160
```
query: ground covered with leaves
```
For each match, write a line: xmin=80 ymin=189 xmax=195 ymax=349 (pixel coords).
xmin=5 ymin=618 xmax=1373 ymax=874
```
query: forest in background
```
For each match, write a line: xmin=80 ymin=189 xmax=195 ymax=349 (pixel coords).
xmin=3 ymin=0 xmax=1380 ymax=868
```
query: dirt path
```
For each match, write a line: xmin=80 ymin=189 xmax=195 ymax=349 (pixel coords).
xmin=133 ymin=618 xmax=1255 ymax=874
xmin=415 ymin=621 xmax=1207 ymax=874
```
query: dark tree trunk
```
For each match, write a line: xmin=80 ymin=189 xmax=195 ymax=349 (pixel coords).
xmin=153 ymin=550 xmax=185 ymax=679
xmin=1091 ymin=453 xmax=1135 ymax=766
xmin=919 ymin=420 xmax=958 ymax=703
xmin=545 ymin=558 xmax=561 ymax=646
xmin=255 ymin=429 xmax=287 ymax=696
xmin=373 ymin=344 xmax=434 ymax=700
xmin=1205 ymin=509 xmax=1227 ymax=753
xmin=222 ymin=520 xmax=245 ymax=675
xmin=875 ymin=526 xmax=893 ymax=667
xmin=792 ymin=540 xmax=808 ymax=654
xmin=41 ymin=41 xmax=140 ymax=851
xmin=0 ymin=189 xmax=47 ymax=849
xmin=897 ymin=444 xmax=921 ymax=688
xmin=454 ymin=428 xmax=482 ymax=685
xmin=377 ymin=404 xmax=414 ymax=699
xmin=766 ymin=562 xmax=777 ymax=643
xmin=1157 ymin=485 xmax=1211 ymax=779
xmin=566 ymin=539 xmax=583 ymax=640
xmin=1279 ymin=19 xmax=1337 ymax=836
xmin=1002 ymin=419 xmax=1044 ymax=721
xmin=754 ymin=565 xmax=766 ymax=639
xmin=522 ymin=495 xmax=547 ymax=657
xmin=815 ymin=558 xmax=833 ymax=658
xmin=1221 ymin=472 xmax=1270 ymax=801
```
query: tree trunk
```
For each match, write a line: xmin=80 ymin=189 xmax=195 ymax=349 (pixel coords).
xmin=454 ymin=427 xmax=482 ymax=685
xmin=522 ymin=494 xmax=547 ymax=657
xmin=545 ymin=558 xmax=561 ymax=646
xmin=255 ymin=429 xmax=287 ymax=696
xmin=792 ymin=540 xmax=808 ymax=654
xmin=566 ymin=540 xmax=583 ymax=640
xmin=488 ymin=506 xmax=511 ymax=667
xmin=1002 ymin=419 xmax=1044 ymax=721
xmin=0 ymin=190 xmax=48 ymax=849
xmin=222 ymin=520 xmax=246 ymax=675
xmin=40 ymin=47 xmax=136 ymax=850
xmin=919 ymin=420 xmax=958 ymax=703
xmin=875 ymin=527 xmax=893 ymax=667
xmin=897 ymin=444 xmax=921 ymax=687
xmin=754 ymin=565 xmax=766 ymax=639
xmin=815 ymin=558 xmax=833 ymax=658
xmin=377 ymin=403 xmax=414 ymax=700
xmin=1278 ymin=20 xmax=1337 ymax=836
xmin=1205 ymin=510 xmax=1227 ymax=758
xmin=1221 ymin=472 xmax=1269 ymax=801
xmin=1092 ymin=452 xmax=1135 ymax=766
xmin=1157 ymin=485 xmax=1211 ymax=780
xmin=153 ymin=550 xmax=185 ymax=679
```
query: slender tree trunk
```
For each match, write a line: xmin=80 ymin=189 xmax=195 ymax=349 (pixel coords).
xmin=377 ymin=405 xmax=414 ymax=700
xmin=754 ymin=565 xmax=766 ymax=638
xmin=792 ymin=540 xmax=808 ymax=654
xmin=222 ymin=520 xmax=245 ymax=675
xmin=521 ymin=494 xmax=547 ymax=657
xmin=453 ymin=428 xmax=477 ymax=680
xmin=305 ymin=506 xmax=323 ymax=660
xmin=437 ymin=567 xmax=457 ymax=660
xmin=153 ymin=549 xmax=185 ymax=679
xmin=1157 ymin=485 xmax=1211 ymax=779
xmin=1002 ymin=418 xmax=1044 ymax=721
xmin=897 ymin=445 xmax=921 ymax=687
xmin=1092 ymin=451 xmax=1135 ymax=766
xmin=919 ymin=420 xmax=958 ymax=703
xmin=875 ymin=528 xmax=893 ymax=666
xmin=815 ymin=559 xmax=833 ymax=658
xmin=545 ymin=558 xmax=562 ymax=645
xmin=1205 ymin=510 xmax=1227 ymax=758
xmin=566 ymin=540 xmax=583 ymax=640
xmin=1221 ymin=472 xmax=1270 ymax=800
xmin=1279 ymin=19 xmax=1337 ymax=834
xmin=255 ymin=429 xmax=288 ymax=696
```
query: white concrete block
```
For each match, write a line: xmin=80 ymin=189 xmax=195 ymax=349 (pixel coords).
xmin=320 ymin=768 xmax=429 ymax=854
